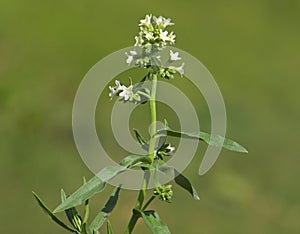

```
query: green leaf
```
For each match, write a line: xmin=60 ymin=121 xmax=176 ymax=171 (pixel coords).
xmin=133 ymin=129 xmax=168 ymax=155
xmin=54 ymin=176 xmax=106 ymax=213
xmin=133 ymin=128 xmax=148 ymax=147
xmin=174 ymin=169 xmax=200 ymax=200
xmin=159 ymin=165 xmax=200 ymax=200
xmin=61 ymin=189 xmax=83 ymax=231
xmin=32 ymin=192 xmax=80 ymax=234
xmin=83 ymin=197 xmax=90 ymax=224
xmin=89 ymin=186 xmax=121 ymax=233
xmin=133 ymin=128 xmax=149 ymax=151
xmin=119 ymin=154 xmax=152 ymax=168
xmin=155 ymin=121 xmax=248 ymax=153
xmin=106 ymin=220 xmax=113 ymax=234
xmin=141 ymin=210 xmax=171 ymax=234
xmin=54 ymin=155 xmax=150 ymax=213
xmin=132 ymin=72 xmax=149 ymax=92
xmin=82 ymin=177 xmax=90 ymax=225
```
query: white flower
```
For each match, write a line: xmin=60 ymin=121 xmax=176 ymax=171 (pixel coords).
xmin=170 ymin=63 xmax=185 ymax=77
xmin=153 ymin=16 xmax=174 ymax=27
xmin=145 ymin=31 xmax=154 ymax=40
xmin=134 ymin=32 xmax=144 ymax=46
xmin=109 ymin=80 xmax=122 ymax=98
xmin=159 ymin=29 xmax=169 ymax=42
xmin=130 ymin=50 xmax=137 ymax=56
xmin=139 ymin=14 xmax=152 ymax=27
xmin=153 ymin=16 xmax=164 ymax=25
xmin=162 ymin=18 xmax=174 ymax=27
xmin=134 ymin=36 xmax=140 ymax=46
xmin=168 ymin=31 xmax=176 ymax=44
xmin=119 ymin=84 xmax=134 ymax=101
xmin=176 ymin=63 xmax=185 ymax=77
xmin=125 ymin=50 xmax=137 ymax=65
xmin=125 ymin=54 xmax=133 ymax=65
xmin=166 ymin=144 xmax=175 ymax=152
xmin=169 ymin=50 xmax=181 ymax=61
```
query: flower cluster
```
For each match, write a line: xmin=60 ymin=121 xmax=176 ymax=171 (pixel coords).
xmin=124 ymin=14 xmax=185 ymax=79
xmin=154 ymin=185 xmax=173 ymax=203
xmin=111 ymin=15 xmax=186 ymax=103
xmin=125 ymin=48 xmax=185 ymax=79
xmin=135 ymin=14 xmax=176 ymax=47
xmin=109 ymin=80 xmax=141 ymax=103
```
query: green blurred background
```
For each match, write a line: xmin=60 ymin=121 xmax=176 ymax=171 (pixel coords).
xmin=1 ymin=0 xmax=300 ymax=233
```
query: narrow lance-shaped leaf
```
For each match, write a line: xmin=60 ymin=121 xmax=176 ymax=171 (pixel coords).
xmin=82 ymin=177 xmax=90 ymax=225
xmin=54 ymin=176 xmax=106 ymax=213
xmin=155 ymin=120 xmax=248 ymax=153
xmin=133 ymin=128 xmax=168 ymax=155
xmin=32 ymin=192 xmax=80 ymax=234
xmin=141 ymin=210 xmax=171 ymax=234
xmin=81 ymin=177 xmax=90 ymax=234
xmin=119 ymin=154 xmax=152 ymax=168
xmin=54 ymin=155 xmax=151 ymax=213
xmin=61 ymin=189 xmax=83 ymax=232
xmin=132 ymin=72 xmax=149 ymax=92
xmin=174 ymin=169 xmax=200 ymax=200
xmin=106 ymin=220 xmax=113 ymax=234
xmin=133 ymin=128 xmax=149 ymax=151
xmin=158 ymin=163 xmax=200 ymax=200
xmin=89 ymin=186 xmax=121 ymax=233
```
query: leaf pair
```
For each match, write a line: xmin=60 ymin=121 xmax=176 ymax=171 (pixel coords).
xmin=61 ymin=189 xmax=83 ymax=232
xmin=32 ymin=192 xmax=81 ymax=234
xmin=33 ymin=187 xmax=119 ymax=234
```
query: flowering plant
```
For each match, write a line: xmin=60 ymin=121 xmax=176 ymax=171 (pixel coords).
xmin=33 ymin=14 xmax=247 ymax=234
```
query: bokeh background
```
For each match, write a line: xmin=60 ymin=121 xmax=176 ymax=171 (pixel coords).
xmin=1 ymin=0 xmax=299 ymax=233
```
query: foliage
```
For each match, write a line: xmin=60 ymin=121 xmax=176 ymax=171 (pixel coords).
xmin=33 ymin=14 xmax=247 ymax=233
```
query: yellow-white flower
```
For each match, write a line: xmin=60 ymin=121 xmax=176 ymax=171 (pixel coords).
xmin=139 ymin=14 xmax=152 ymax=28
xmin=109 ymin=80 xmax=122 ymax=98
xmin=125 ymin=50 xmax=137 ymax=65
xmin=119 ymin=84 xmax=134 ymax=101
xmin=170 ymin=50 xmax=181 ymax=61
xmin=145 ymin=31 xmax=154 ymax=40
xmin=168 ymin=31 xmax=176 ymax=44
xmin=170 ymin=63 xmax=185 ymax=77
xmin=159 ymin=29 xmax=169 ymax=42
xmin=153 ymin=15 xmax=164 ymax=25
xmin=162 ymin=17 xmax=174 ymax=27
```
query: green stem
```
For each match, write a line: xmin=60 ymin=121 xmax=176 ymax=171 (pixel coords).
xmin=125 ymin=212 xmax=140 ymax=234
xmin=142 ymin=196 xmax=156 ymax=211
xmin=125 ymin=72 xmax=158 ymax=233
xmin=148 ymin=73 xmax=158 ymax=163
xmin=136 ymin=91 xmax=151 ymax=99
xmin=125 ymin=171 xmax=150 ymax=234
xmin=135 ymin=171 xmax=149 ymax=210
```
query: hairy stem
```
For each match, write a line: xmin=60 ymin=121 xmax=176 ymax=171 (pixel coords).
xmin=125 ymin=72 xmax=158 ymax=233
xmin=148 ymin=73 xmax=158 ymax=163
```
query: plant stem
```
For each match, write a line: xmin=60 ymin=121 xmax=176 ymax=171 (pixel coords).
xmin=136 ymin=91 xmax=151 ymax=99
xmin=135 ymin=171 xmax=149 ymax=210
xmin=148 ymin=72 xmax=158 ymax=163
xmin=142 ymin=196 xmax=156 ymax=211
xmin=125 ymin=171 xmax=149 ymax=234
xmin=125 ymin=212 xmax=140 ymax=234
xmin=125 ymin=72 xmax=158 ymax=233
